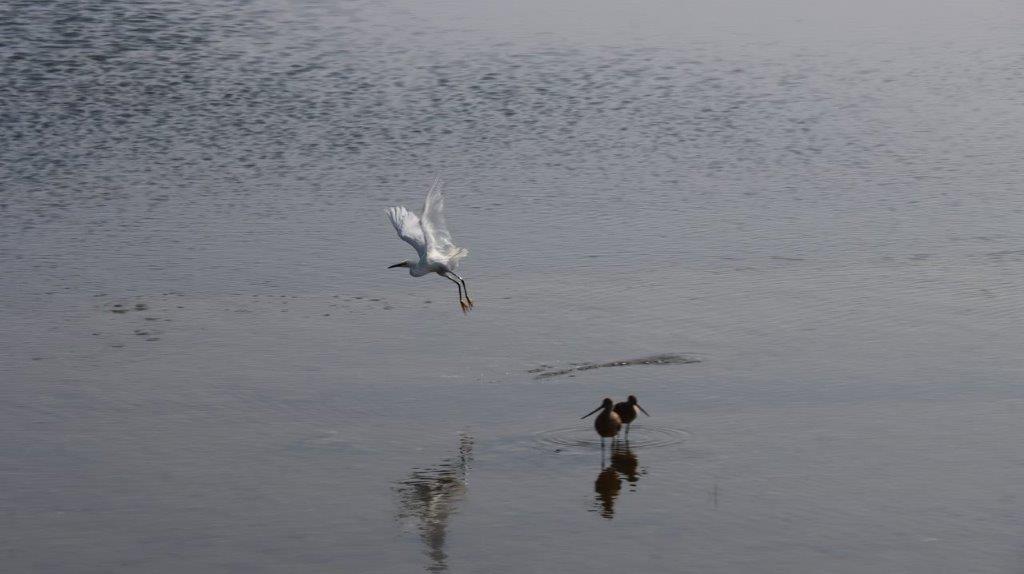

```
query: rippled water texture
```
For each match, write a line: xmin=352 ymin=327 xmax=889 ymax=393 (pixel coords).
xmin=536 ymin=425 xmax=690 ymax=450
xmin=2 ymin=0 xmax=1024 ymax=572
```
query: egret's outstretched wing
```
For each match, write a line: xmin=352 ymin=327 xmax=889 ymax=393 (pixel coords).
xmin=386 ymin=205 xmax=427 ymax=257
xmin=421 ymin=178 xmax=468 ymax=263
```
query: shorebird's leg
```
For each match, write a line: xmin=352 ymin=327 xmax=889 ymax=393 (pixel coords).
xmin=449 ymin=271 xmax=473 ymax=309
xmin=443 ymin=272 xmax=468 ymax=313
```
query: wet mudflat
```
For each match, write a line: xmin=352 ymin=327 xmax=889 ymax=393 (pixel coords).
xmin=5 ymin=262 xmax=1024 ymax=572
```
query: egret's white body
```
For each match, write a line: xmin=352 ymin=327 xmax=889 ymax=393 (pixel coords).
xmin=386 ymin=178 xmax=473 ymax=311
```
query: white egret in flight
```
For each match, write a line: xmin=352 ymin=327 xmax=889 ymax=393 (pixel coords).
xmin=386 ymin=178 xmax=473 ymax=313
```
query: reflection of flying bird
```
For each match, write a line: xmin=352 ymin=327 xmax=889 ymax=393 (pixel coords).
xmin=386 ymin=178 xmax=473 ymax=313
xmin=582 ymin=397 xmax=622 ymax=447
xmin=613 ymin=395 xmax=650 ymax=438
xmin=394 ymin=434 xmax=473 ymax=573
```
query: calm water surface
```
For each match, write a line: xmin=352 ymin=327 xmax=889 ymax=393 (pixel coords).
xmin=3 ymin=0 xmax=1024 ymax=572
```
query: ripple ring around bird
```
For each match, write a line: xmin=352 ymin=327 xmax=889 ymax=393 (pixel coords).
xmin=534 ymin=425 xmax=690 ymax=450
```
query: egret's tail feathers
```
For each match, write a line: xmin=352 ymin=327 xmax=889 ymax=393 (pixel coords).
xmin=432 ymin=245 xmax=468 ymax=266
xmin=449 ymin=246 xmax=469 ymax=262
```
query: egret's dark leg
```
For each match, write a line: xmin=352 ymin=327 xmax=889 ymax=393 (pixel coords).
xmin=443 ymin=272 xmax=468 ymax=312
xmin=449 ymin=271 xmax=473 ymax=308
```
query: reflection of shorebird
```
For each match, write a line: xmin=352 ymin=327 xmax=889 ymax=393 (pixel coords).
xmin=394 ymin=434 xmax=473 ymax=573
xmin=592 ymin=443 xmax=643 ymax=518
xmin=593 ymin=466 xmax=621 ymax=519
xmin=581 ymin=397 xmax=622 ymax=448
xmin=613 ymin=395 xmax=650 ymax=438
xmin=610 ymin=443 xmax=640 ymax=485
xmin=386 ymin=178 xmax=473 ymax=313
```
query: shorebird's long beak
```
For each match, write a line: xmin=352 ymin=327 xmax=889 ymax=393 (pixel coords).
xmin=637 ymin=404 xmax=650 ymax=417
xmin=581 ymin=405 xmax=603 ymax=419
xmin=388 ymin=262 xmax=405 ymax=269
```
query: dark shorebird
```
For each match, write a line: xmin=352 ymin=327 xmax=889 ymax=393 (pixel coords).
xmin=581 ymin=397 xmax=622 ymax=447
xmin=613 ymin=395 xmax=650 ymax=438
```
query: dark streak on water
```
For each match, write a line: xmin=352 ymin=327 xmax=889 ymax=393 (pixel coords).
xmin=532 ymin=353 xmax=700 ymax=379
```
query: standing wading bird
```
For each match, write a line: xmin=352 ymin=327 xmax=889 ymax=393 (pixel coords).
xmin=582 ymin=398 xmax=622 ymax=448
xmin=386 ymin=178 xmax=473 ymax=313
xmin=613 ymin=395 xmax=650 ymax=439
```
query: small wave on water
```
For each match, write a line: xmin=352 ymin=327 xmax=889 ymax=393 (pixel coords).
xmin=529 ymin=354 xmax=700 ymax=380
xmin=534 ymin=425 xmax=690 ymax=450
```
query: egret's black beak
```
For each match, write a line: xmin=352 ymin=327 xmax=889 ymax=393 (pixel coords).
xmin=581 ymin=405 xmax=603 ymax=419
xmin=388 ymin=262 xmax=406 ymax=269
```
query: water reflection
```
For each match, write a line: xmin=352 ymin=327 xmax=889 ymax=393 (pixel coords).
xmin=611 ymin=443 xmax=640 ymax=487
xmin=592 ymin=442 xmax=645 ymax=519
xmin=593 ymin=466 xmax=621 ymax=519
xmin=395 ymin=433 xmax=473 ymax=573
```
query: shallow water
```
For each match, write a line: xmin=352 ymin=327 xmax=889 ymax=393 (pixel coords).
xmin=3 ymin=0 xmax=1024 ymax=572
